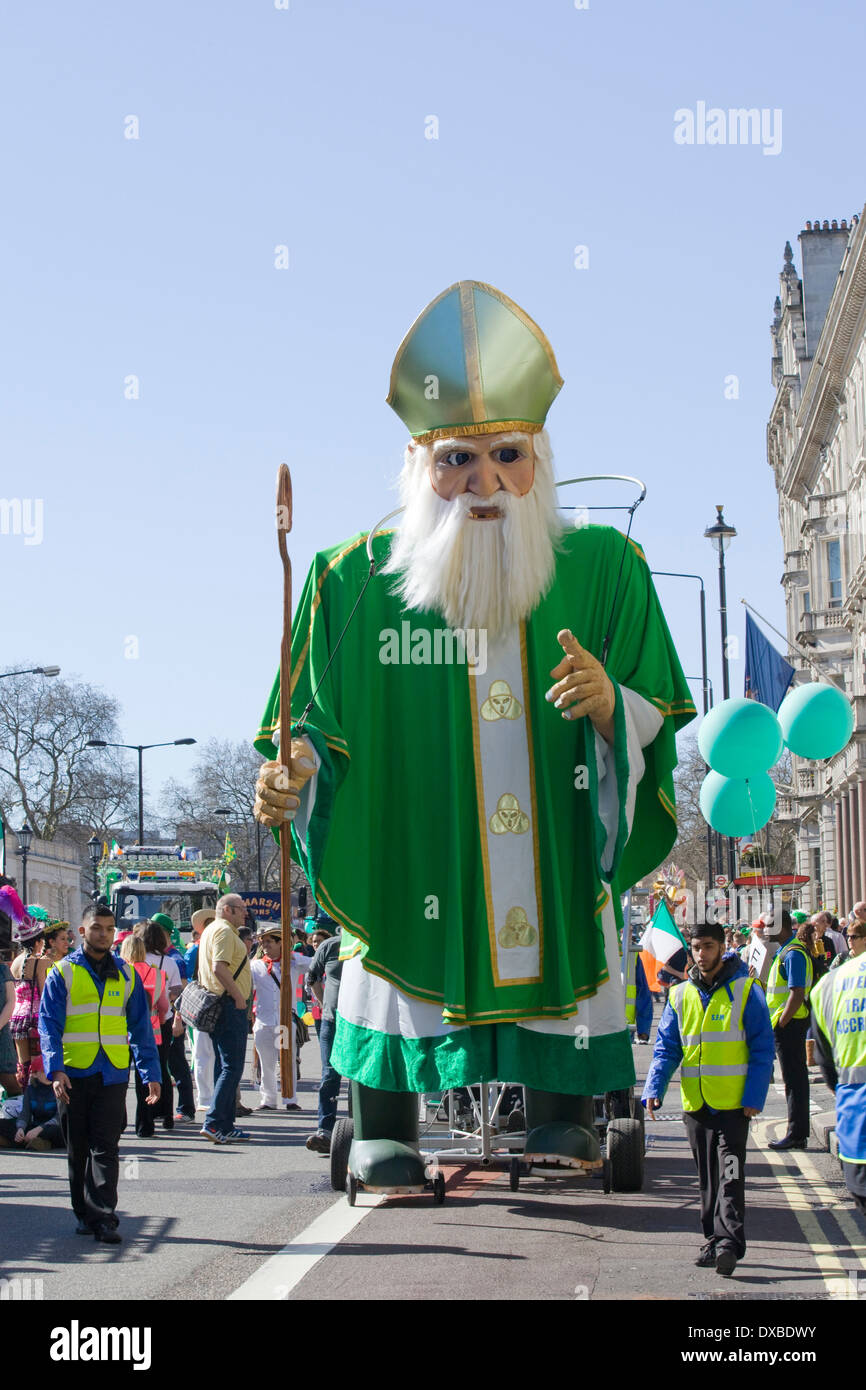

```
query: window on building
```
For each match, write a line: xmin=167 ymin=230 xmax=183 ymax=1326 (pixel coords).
xmin=827 ymin=538 xmax=842 ymax=609
xmin=802 ymin=590 xmax=811 ymax=615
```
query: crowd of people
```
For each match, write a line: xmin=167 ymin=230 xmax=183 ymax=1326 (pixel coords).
xmin=1 ymin=880 xmax=864 ymax=1268
xmin=641 ymin=895 xmax=866 ymax=1279
xmin=0 ymin=885 xmax=344 ymax=1242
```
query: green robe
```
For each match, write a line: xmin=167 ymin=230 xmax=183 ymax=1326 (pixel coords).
xmin=254 ymin=524 xmax=695 ymax=1091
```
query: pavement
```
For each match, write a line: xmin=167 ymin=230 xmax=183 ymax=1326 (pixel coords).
xmin=2 ymin=1002 xmax=865 ymax=1302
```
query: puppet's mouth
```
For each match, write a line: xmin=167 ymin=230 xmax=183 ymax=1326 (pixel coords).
xmin=468 ymin=505 xmax=503 ymax=520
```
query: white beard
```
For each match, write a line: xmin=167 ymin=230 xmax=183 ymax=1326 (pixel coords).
xmin=380 ymin=430 xmax=566 ymax=642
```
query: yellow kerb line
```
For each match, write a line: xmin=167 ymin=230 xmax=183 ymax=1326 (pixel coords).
xmin=753 ymin=1120 xmax=861 ymax=1296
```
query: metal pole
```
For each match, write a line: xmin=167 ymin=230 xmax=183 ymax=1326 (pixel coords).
xmin=719 ymin=548 xmax=730 ymax=702
xmin=21 ymin=848 xmax=28 ymax=904
xmin=698 ymin=583 xmax=714 ymax=888
xmin=137 ymin=746 xmax=144 ymax=845
xmin=717 ymin=548 xmax=737 ymax=884
xmin=256 ymin=819 xmax=263 ymax=892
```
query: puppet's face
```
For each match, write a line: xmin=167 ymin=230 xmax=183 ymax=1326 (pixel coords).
xmin=426 ymin=432 xmax=536 ymax=516
xmin=381 ymin=428 xmax=562 ymax=639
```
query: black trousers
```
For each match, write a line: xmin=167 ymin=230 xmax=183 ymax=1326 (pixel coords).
xmin=842 ymin=1158 xmax=866 ymax=1215
xmin=165 ymin=1021 xmax=195 ymax=1117
xmin=58 ymin=1073 xmax=128 ymax=1228
xmin=774 ymin=1016 xmax=810 ymax=1141
xmin=683 ymin=1107 xmax=749 ymax=1259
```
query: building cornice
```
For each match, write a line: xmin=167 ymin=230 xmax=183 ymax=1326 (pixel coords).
xmin=779 ymin=208 xmax=866 ymax=497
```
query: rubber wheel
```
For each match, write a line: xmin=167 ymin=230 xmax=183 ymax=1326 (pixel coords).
xmin=329 ymin=1117 xmax=354 ymax=1192
xmin=509 ymin=1156 xmax=521 ymax=1192
xmin=607 ymin=1117 xmax=644 ymax=1192
xmin=432 ymin=1171 xmax=446 ymax=1205
xmin=346 ymin=1172 xmax=357 ymax=1207
xmin=506 ymin=1109 xmax=525 ymax=1133
xmin=602 ymin=1157 xmax=612 ymax=1194
xmin=347 ymin=1085 xmax=354 ymax=1119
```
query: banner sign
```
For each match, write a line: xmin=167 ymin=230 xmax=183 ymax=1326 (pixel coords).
xmin=238 ymin=890 xmax=282 ymax=922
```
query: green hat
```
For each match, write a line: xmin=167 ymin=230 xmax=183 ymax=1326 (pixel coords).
xmin=387 ymin=280 xmax=563 ymax=443
xmin=791 ymin=910 xmax=808 ymax=923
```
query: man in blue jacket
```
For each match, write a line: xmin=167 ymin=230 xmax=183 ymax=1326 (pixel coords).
xmin=39 ymin=904 xmax=161 ymax=1243
xmin=642 ymin=922 xmax=775 ymax=1278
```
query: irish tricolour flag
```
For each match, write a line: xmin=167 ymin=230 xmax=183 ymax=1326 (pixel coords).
xmin=640 ymin=898 xmax=688 ymax=966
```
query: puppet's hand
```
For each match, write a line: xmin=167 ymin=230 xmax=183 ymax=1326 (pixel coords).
xmin=254 ymin=739 xmax=317 ymax=827
xmin=546 ymin=629 xmax=616 ymax=744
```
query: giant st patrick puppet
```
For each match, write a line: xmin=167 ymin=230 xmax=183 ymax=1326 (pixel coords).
xmin=253 ymin=281 xmax=696 ymax=1186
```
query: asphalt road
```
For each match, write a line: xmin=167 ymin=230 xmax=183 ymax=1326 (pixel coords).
xmin=2 ymin=1002 xmax=865 ymax=1303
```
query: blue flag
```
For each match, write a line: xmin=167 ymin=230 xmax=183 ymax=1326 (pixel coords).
xmin=744 ymin=612 xmax=795 ymax=712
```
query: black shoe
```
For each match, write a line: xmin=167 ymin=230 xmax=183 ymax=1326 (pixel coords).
xmin=694 ymin=1241 xmax=717 ymax=1268
xmin=236 ymin=1103 xmax=253 ymax=1117
xmin=305 ymin=1131 xmax=331 ymax=1154
xmin=93 ymin=1222 xmax=122 ymax=1245
xmin=715 ymin=1248 xmax=737 ymax=1278
xmin=161 ymin=1118 xmax=174 ymax=1130
xmin=769 ymin=1135 xmax=808 ymax=1151
xmin=75 ymin=1219 xmax=93 ymax=1236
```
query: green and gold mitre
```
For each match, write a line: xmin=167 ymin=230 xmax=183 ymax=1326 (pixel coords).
xmin=387 ymin=280 xmax=563 ymax=443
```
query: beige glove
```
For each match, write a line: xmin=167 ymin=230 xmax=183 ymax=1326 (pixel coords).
xmin=254 ymin=737 xmax=317 ymax=827
xmin=546 ymin=628 xmax=616 ymax=743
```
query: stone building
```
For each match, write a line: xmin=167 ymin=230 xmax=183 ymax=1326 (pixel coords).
xmin=2 ymin=828 xmax=84 ymax=926
xmin=767 ymin=209 xmax=866 ymax=912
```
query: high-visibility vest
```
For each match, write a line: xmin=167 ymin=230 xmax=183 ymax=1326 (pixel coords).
xmin=133 ymin=961 xmax=166 ymax=1045
xmin=57 ymin=960 xmax=133 ymax=1071
xmin=670 ymin=975 xmax=754 ymax=1111
xmin=765 ymin=940 xmax=813 ymax=1027
xmin=810 ymin=957 xmax=866 ymax=1086
xmin=624 ymin=948 xmax=637 ymax=1025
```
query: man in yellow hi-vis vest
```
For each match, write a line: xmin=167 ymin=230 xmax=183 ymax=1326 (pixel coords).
xmin=810 ymin=928 xmax=866 ymax=1213
xmin=642 ymin=921 xmax=774 ymax=1279
xmin=763 ymin=910 xmax=813 ymax=1151
xmin=38 ymin=904 xmax=161 ymax=1243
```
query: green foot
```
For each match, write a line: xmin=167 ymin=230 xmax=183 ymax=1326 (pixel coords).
xmin=523 ymin=1121 xmax=602 ymax=1170
xmin=348 ymin=1138 xmax=429 ymax=1192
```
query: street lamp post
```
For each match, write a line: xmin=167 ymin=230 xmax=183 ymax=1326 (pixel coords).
xmin=704 ymin=505 xmax=739 ymax=886
xmin=87 ymin=835 xmax=101 ymax=901
xmin=17 ymin=823 xmax=33 ymax=904
xmin=85 ymin=738 xmax=197 ymax=844
xmin=0 ymin=666 xmax=60 ymax=680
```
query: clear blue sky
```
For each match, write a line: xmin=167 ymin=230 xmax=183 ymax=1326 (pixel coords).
xmin=2 ymin=0 xmax=863 ymax=807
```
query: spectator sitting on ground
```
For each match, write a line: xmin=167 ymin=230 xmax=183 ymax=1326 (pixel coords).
xmin=12 ymin=1066 xmax=63 ymax=1151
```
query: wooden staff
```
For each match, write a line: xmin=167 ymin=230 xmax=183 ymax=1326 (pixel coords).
xmin=276 ymin=463 xmax=295 ymax=1099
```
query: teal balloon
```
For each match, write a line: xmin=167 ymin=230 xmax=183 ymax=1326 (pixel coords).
xmin=699 ymin=770 xmax=777 ymax=837
xmin=697 ymin=697 xmax=783 ymax=778
xmin=778 ymin=682 xmax=854 ymax=760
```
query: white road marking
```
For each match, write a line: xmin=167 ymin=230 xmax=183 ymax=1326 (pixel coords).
xmin=227 ymin=1194 xmax=383 ymax=1300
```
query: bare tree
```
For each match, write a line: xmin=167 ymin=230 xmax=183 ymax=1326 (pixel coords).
xmin=0 ymin=668 xmax=137 ymax=840
xmin=161 ymin=738 xmax=308 ymax=897
xmin=647 ymin=735 xmax=797 ymax=889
